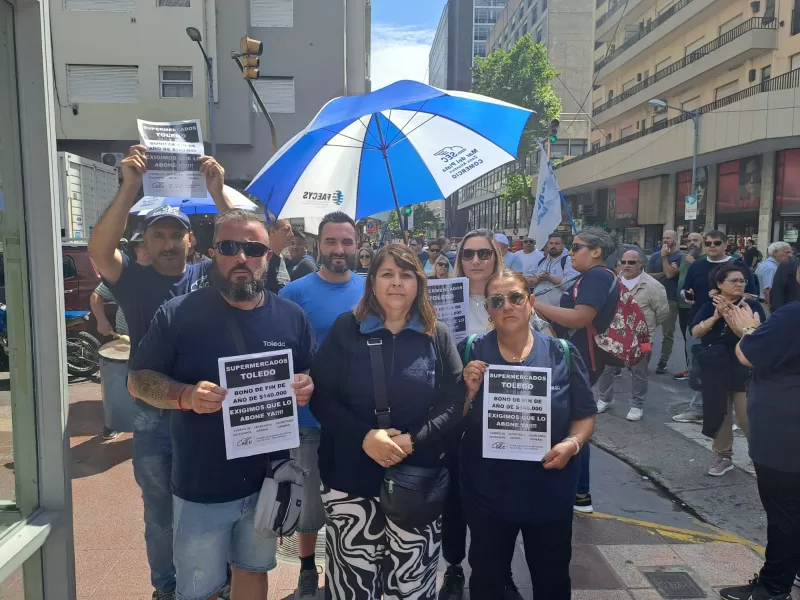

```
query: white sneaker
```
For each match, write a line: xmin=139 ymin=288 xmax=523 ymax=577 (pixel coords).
xmin=626 ymin=407 xmax=643 ymax=421
xmin=745 ymin=461 xmax=756 ymax=475
xmin=596 ymin=400 xmax=614 ymax=413
xmin=794 ymin=573 xmax=799 ymax=587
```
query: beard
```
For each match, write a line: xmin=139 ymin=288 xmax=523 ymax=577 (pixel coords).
xmin=549 ymin=248 xmax=562 ymax=257
xmin=210 ymin=257 xmax=267 ymax=302
xmin=321 ymin=250 xmax=355 ymax=273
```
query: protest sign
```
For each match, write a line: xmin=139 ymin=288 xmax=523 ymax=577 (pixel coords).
xmin=138 ymin=119 xmax=206 ymax=198
xmin=427 ymin=277 xmax=469 ymax=343
xmin=218 ymin=349 xmax=299 ymax=460
xmin=482 ymin=365 xmax=552 ymax=461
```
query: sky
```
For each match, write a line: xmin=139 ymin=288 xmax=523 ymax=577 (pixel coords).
xmin=370 ymin=0 xmax=448 ymax=90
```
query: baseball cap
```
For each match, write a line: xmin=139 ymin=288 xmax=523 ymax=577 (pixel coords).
xmin=129 ymin=231 xmax=144 ymax=244
xmin=494 ymin=233 xmax=510 ymax=246
xmin=143 ymin=205 xmax=191 ymax=231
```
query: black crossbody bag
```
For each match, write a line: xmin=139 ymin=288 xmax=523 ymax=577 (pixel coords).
xmin=367 ymin=332 xmax=450 ymax=530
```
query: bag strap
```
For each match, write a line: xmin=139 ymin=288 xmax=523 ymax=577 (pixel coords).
xmin=558 ymin=338 xmax=571 ymax=375
xmin=223 ymin=308 xmax=248 ymax=355
xmin=463 ymin=333 xmax=478 ymax=364
xmin=367 ymin=338 xmax=392 ymax=429
xmin=561 ymin=255 xmax=569 ymax=270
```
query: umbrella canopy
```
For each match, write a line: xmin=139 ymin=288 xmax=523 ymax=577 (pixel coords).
xmin=246 ymin=79 xmax=534 ymax=221
xmin=130 ymin=185 xmax=257 ymax=215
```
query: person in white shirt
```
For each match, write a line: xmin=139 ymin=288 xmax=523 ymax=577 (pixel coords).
xmin=494 ymin=233 xmax=522 ymax=272
xmin=531 ymin=233 xmax=580 ymax=306
xmin=516 ymin=237 xmax=545 ymax=283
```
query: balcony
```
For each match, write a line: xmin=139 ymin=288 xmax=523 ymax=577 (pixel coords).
xmin=595 ymin=0 xmax=652 ymax=42
xmin=592 ymin=18 xmax=777 ymax=125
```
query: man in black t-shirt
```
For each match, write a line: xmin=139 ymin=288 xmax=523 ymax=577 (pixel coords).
xmin=88 ymin=145 xmax=232 ymax=599
xmin=286 ymin=230 xmax=318 ymax=281
xmin=129 ymin=210 xmax=315 ymax=600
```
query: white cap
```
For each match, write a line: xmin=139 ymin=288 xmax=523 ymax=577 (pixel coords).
xmin=494 ymin=233 xmax=510 ymax=246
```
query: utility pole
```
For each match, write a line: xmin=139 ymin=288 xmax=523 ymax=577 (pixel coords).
xmin=232 ymin=36 xmax=278 ymax=154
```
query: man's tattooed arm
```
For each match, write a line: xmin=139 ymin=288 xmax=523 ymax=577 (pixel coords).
xmin=128 ymin=369 xmax=188 ymax=410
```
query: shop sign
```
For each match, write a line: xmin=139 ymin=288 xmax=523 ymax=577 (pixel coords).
xmin=685 ymin=195 xmax=698 ymax=220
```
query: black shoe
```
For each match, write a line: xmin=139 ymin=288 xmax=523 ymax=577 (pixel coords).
xmin=719 ymin=576 xmax=791 ymax=599
xmin=655 ymin=362 xmax=668 ymax=375
xmin=102 ymin=426 xmax=120 ymax=441
xmin=673 ymin=370 xmax=690 ymax=381
xmin=438 ymin=564 xmax=465 ymax=599
xmin=505 ymin=580 xmax=524 ymax=600
xmin=152 ymin=590 xmax=175 ymax=600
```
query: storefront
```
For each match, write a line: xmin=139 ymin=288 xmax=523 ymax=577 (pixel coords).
xmin=775 ymin=148 xmax=800 ymax=246
xmin=0 ymin=1 xmax=77 ymax=597
xmin=607 ymin=180 xmax=642 ymax=245
xmin=715 ymin=157 xmax=762 ymax=252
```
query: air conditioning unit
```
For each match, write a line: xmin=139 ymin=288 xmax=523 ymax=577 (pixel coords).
xmin=637 ymin=73 xmax=642 ymax=82
xmin=579 ymin=204 xmax=596 ymax=217
xmin=100 ymin=152 xmax=125 ymax=168
xmin=748 ymin=69 xmax=757 ymax=82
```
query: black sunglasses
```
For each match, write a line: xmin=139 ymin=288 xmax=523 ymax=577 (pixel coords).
xmin=435 ymin=261 xmax=450 ymax=268
xmin=705 ymin=240 xmax=724 ymax=247
xmin=359 ymin=253 xmax=371 ymax=259
xmin=429 ymin=247 xmax=441 ymax=252
xmin=461 ymin=248 xmax=495 ymax=261
xmin=571 ymin=242 xmax=590 ymax=252
xmin=213 ymin=240 xmax=271 ymax=258
xmin=619 ymin=259 xmax=639 ymax=265
xmin=486 ymin=291 xmax=529 ymax=311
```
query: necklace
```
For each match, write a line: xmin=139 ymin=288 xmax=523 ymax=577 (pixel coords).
xmin=498 ymin=334 xmax=534 ymax=363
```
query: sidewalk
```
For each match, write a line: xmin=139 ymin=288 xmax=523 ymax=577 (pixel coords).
xmin=62 ymin=379 xmax=789 ymax=600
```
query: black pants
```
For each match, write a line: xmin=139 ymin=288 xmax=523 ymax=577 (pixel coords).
xmin=755 ymin=463 xmax=800 ymax=594
xmin=464 ymin=498 xmax=572 ymax=600
xmin=441 ymin=430 xmax=467 ymax=565
xmin=678 ymin=307 xmax=691 ymax=366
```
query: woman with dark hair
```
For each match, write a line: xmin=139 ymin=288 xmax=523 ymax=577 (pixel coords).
xmin=356 ymin=246 xmax=373 ymax=275
xmin=309 ymin=244 xmax=464 ymax=600
xmin=535 ymin=226 xmax=620 ymax=514
xmin=690 ymin=263 xmax=765 ymax=477
xmin=460 ymin=268 xmax=596 ymax=599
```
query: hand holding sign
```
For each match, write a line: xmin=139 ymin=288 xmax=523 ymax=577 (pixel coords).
xmin=464 ymin=360 xmax=488 ymax=398
xmin=188 ymin=381 xmax=227 ymax=414
xmin=290 ymin=373 xmax=314 ymax=407
xmin=120 ymin=145 xmax=148 ymax=194
xmin=199 ymin=156 xmax=225 ymax=200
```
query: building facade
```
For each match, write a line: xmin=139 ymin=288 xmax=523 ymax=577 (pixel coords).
xmin=446 ymin=0 xmax=594 ymax=240
xmin=51 ymin=0 xmax=371 ymax=188
xmin=428 ymin=0 xmax=489 ymax=91
xmin=556 ymin=0 xmax=800 ymax=253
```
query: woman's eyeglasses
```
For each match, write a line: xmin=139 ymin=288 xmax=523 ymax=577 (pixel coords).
xmin=486 ymin=291 xmax=529 ymax=311
xmin=705 ymin=240 xmax=724 ymax=247
xmin=723 ymin=278 xmax=746 ymax=285
xmin=213 ymin=240 xmax=271 ymax=258
xmin=461 ymin=248 xmax=494 ymax=261
xmin=435 ymin=262 xmax=450 ymax=268
xmin=359 ymin=254 xmax=371 ymax=260
xmin=571 ymin=242 xmax=589 ymax=252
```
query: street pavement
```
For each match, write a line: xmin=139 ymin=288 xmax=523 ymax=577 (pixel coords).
xmin=0 ymin=347 xmax=788 ymax=599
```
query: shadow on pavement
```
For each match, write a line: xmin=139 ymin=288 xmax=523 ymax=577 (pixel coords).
xmin=68 ymin=399 xmax=132 ymax=479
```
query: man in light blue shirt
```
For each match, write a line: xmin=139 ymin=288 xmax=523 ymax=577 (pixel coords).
xmin=756 ymin=241 xmax=792 ymax=308
xmin=495 ymin=233 xmax=522 ymax=271
xmin=278 ymin=211 xmax=365 ymax=599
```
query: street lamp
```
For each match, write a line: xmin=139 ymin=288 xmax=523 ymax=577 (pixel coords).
xmin=648 ymin=98 xmax=700 ymax=232
xmin=186 ymin=27 xmax=216 ymax=156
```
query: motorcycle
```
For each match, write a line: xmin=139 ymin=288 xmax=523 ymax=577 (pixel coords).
xmin=0 ymin=303 xmax=101 ymax=377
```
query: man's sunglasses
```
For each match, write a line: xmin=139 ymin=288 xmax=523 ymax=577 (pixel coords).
xmin=486 ymin=291 xmax=529 ymax=311
xmin=705 ymin=240 xmax=724 ymax=247
xmin=619 ymin=260 xmax=639 ymax=265
xmin=213 ymin=240 xmax=271 ymax=258
xmin=429 ymin=247 xmax=441 ymax=253
xmin=461 ymin=248 xmax=495 ymax=261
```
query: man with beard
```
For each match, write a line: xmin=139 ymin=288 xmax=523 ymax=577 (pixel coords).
xmin=278 ymin=211 xmax=365 ymax=599
xmin=88 ymin=144 xmax=232 ymax=600
xmin=266 ymin=218 xmax=293 ymax=292
xmin=128 ymin=209 xmax=315 ymax=600
xmin=531 ymin=233 xmax=579 ymax=306
xmin=286 ymin=230 xmax=318 ymax=281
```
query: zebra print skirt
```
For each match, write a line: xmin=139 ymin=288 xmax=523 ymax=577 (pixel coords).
xmin=322 ymin=485 xmax=441 ymax=600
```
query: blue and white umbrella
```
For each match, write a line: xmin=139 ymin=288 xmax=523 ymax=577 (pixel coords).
xmin=129 ymin=185 xmax=258 ymax=215
xmin=246 ymin=80 xmax=534 ymax=221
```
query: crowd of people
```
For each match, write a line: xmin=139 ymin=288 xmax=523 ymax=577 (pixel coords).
xmin=87 ymin=145 xmax=800 ymax=600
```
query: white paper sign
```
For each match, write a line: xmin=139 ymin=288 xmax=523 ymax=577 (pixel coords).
xmin=427 ymin=277 xmax=470 ymax=343
xmin=218 ymin=349 xmax=299 ymax=460
xmin=482 ymin=365 xmax=552 ymax=462
xmin=138 ymin=119 xmax=207 ymax=198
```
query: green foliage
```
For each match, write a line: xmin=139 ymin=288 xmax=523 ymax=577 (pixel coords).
xmin=500 ymin=172 xmax=532 ymax=205
xmin=386 ymin=203 xmax=443 ymax=238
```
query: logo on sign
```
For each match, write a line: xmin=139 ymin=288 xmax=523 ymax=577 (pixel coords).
xmin=434 ymin=146 xmax=467 ymax=162
xmin=301 ymin=190 xmax=344 ymax=206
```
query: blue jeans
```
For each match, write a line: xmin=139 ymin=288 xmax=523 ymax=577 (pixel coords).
xmin=133 ymin=404 xmax=175 ymax=591
xmin=577 ymin=443 xmax=590 ymax=495
xmin=686 ymin=329 xmax=703 ymax=413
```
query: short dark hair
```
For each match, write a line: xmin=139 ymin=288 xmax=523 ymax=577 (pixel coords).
xmin=292 ymin=229 xmax=307 ymax=243
xmin=213 ymin=209 xmax=267 ymax=243
xmin=710 ymin=263 xmax=748 ymax=291
xmin=705 ymin=230 xmax=725 ymax=241
xmin=318 ymin=211 xmax=356 ymax=238
xmin=547 ymin=233 xmax=563 ymax=241
xmin=430 ymin=237 xmax=447 ymax=249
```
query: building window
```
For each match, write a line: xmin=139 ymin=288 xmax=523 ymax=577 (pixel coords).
xmin=251 ymin=0 xmax=293 ymax=27
xmin=474 ymin=41 xmax=487 ymax=57
xmin=761 ymin=65 xmax=772 ymax=82
xmin=714 ymin=79 xmax=739 ymax=101
xmin=681 ymin=96 xmax=701 ymax=112
xmin=569 ymin=139 xmax=587 ymax=156
xmin=160 ymin=67 xmax=193 ymax=98
xmin=792 ymin=53 xmax=800 ymax=71
xmin=718 ymin=14 xmax=743 ymax=36
xmin=475 ymin=8 xmax=491 ymax=23
xmin=157 ymin=0 xmax=190 ymax=6
xmin=792 ymin=0 xmax=800 ymax=35
xmin=475 ymin=25 xmax=491 ymax=41
xmin=535 ymin=28 xmax=542 ymax=43
xmin=592 ymin=141 xmax=601 ymax=151
xmin=66 ymin=65 xmax=139 ymax=103
xmin=531 ymin=6 xmax=538 ymax=22
xmin=65 ymin=0 xmax=134 ymax=11
xmin=252 ymin=77 xmax=295 ymax=113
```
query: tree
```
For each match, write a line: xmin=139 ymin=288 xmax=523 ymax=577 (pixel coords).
xmin=472 ymin=35 xmax=562 ymax=222
xmin=386 ymin=203 xmax=443 ymax=239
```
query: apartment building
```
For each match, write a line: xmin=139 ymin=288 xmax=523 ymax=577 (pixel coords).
xmin=446 ymin=0 xmax=594 ymax=239
xmin=51 ymin=0 xmax=371 ymax=188
xmin=556 ymin=0 xmax=800 ymax=252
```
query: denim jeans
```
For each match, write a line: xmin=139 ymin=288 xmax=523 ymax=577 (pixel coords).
xmin=596 ymin=354 xmax=650 ymax=408
xmin=659 ymin=301 xmax=680 ymax=365
xmin=132 ymin=404 xmax=175 ymax=591
xmin=686 ymin=328 xmax=703 ymax=413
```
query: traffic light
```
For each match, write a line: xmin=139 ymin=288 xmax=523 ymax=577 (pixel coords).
xmin=549 ymin=118 xmax=560 ymax=143
xmin=240 ymin=36 xmax=263 ymax=80
xmin=402 ymin=206 xmax=413 ymax=230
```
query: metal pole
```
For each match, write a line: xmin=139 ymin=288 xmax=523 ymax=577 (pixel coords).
xmin=689 ymin=112 xmax=699 ymax=233
xmin=207 ymin=56 xmax=216 ymax=156
xmin=232 ymin=54 xmax=278 ymax=153
xmin=374 ymin=116 xmax=407 ymax=243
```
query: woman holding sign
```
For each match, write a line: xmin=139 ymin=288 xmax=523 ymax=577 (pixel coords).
xmin=309 ymin=244 xmax=464 ymax=600
xmin=460 ymin=269 xmax=596 ymax=600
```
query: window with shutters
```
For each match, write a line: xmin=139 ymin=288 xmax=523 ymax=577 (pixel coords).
xmin=66 ymin=65 xmax=139 ymax=103
xmin=65 ymin=0 xmax=134 ymax=11
xmin=681 ymin=96 xmax=701 ymax=112
xmin=160 ymin=67 xmax=193 ymax=98
xmin=620 ymin=124 xmax=634 ymax=138
xmin=655 ymin=56 xmax=672 ymax=72
xmin=792 ymin=53 xmax=800 ymax=71
xmin=252 ymin=77 xmax=295 ymax=113
xmin=684 ymin=37 xmax=705 ymax=57
xmin=718 ymin=14 xmax=743 ymax=36
xmin=158 ymin=0 xmax=190 ymax=6
xmin=715 ymin=79 xmax=739 ymax=100
xmin=251 ymin=0 xmax=293 ymax=27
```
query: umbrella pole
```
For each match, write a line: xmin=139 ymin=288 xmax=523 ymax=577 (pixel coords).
xmin=374 ymin=117 xmax=408 ymax=244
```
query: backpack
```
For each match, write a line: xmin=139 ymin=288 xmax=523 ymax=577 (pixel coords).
xmin=572 ymin=268 xmax=650 ymax=370
xmin=537 ymin=254 xmax=569 ymax=271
